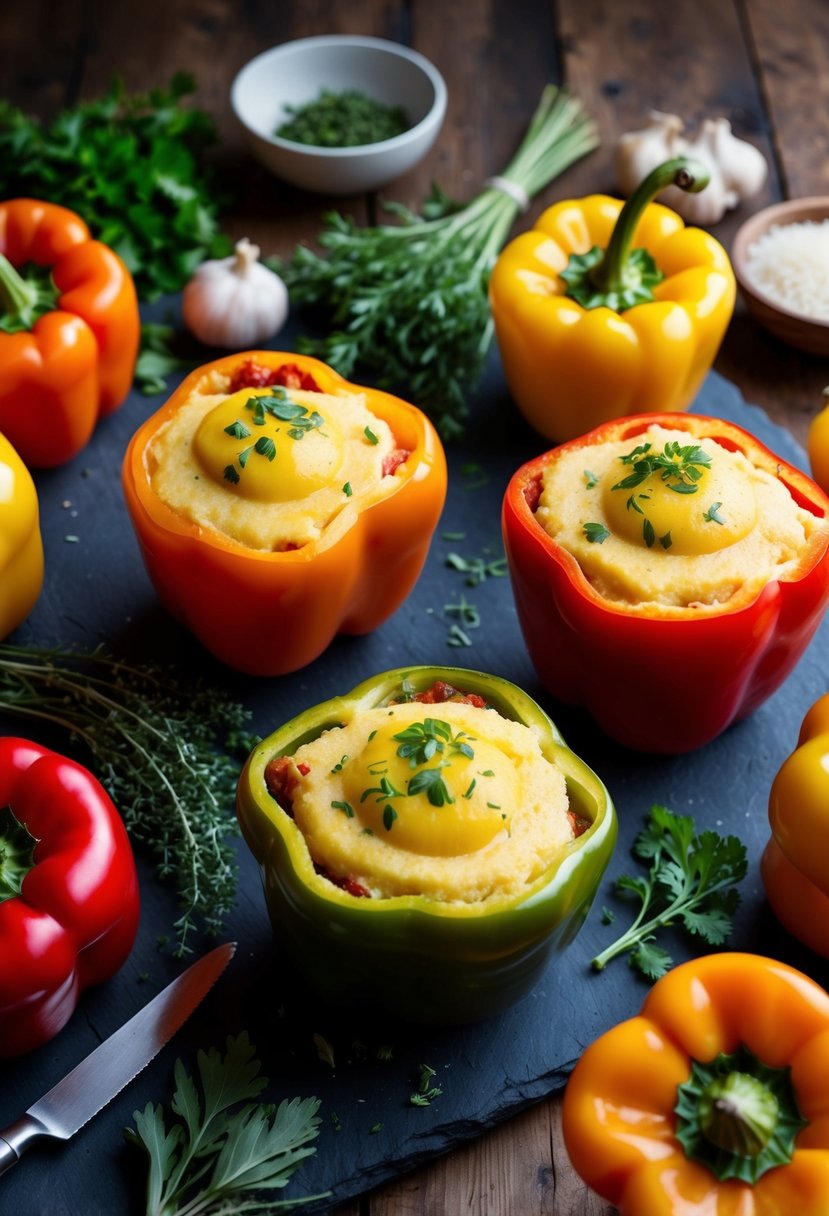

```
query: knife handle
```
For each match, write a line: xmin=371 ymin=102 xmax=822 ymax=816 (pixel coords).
xmin=0 ymin=1114 xmax=44 ymax=1177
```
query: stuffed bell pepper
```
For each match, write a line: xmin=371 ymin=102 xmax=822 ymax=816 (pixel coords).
xmin=502 ymin=412 xmax=829 ymax=752
xmin=0 ymin=431 xmax=42 ymax=640
xmin=762 ymin=695 xmax=829 ymax=956
xmin=0 ymin=737 xmax=139 ymax=1056
xmin=0 ymin=198 xmax=139 ymax=467
xmin=122 ymin=353 xmax=447 ymax=675
xmin=563 ymin=952 xmax=829 ymax=1215
xmin=237 ymin=665 xmax=616 ymax=1024
xmin=489 ymin=158 xmax=735 ymax=442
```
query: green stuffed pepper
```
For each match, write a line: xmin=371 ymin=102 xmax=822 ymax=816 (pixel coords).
xmin=237 ymin=665 xmax=617 ymax=1024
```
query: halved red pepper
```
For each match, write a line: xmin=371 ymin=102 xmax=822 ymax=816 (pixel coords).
xmin=502 ymin=413 xmax=829 ymax=753
xmin=0 ymin=737 xmax=140 ymax=1056
xmin=0 ymin=198 xmax=140 ymax=467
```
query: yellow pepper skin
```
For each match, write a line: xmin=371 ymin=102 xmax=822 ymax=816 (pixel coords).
xmin=808 ymin=393 xmax=829 ymax=497
xmin=563 ymin=953 xmax=829 ymax=1216
xmin=762 ymin=695 xmax=829 ymax=955
xmin=0 ymin=431 xmax=43 ymax=640
xmin=490 ymin=179 xmax=735 ymax=443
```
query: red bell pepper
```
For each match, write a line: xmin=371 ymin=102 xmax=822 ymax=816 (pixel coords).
xmin=0 ymin=738 xmax=139 ymax=1056
xmin=502 ymin=413 xmax=829 ymax=753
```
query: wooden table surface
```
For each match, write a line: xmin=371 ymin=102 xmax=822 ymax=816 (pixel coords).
xmin=4 ymin=1 xmax=829 ymax=1212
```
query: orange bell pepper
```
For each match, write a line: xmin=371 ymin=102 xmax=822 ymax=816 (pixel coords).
xmin=0 ymin=430 xmax=43 ymax=640
xmin=0 ymin=198 xmax=140 ymax=467
xmin=762 ymin=694 xmax=829 ymax=956
xmin=122 ymin=352 xmax=447 ymax=675
xmin=563 ymin=952 xmax=829 ymax=1215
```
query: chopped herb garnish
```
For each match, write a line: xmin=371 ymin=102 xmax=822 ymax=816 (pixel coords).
xmin=393 ymin=718 xmax=474 ymax=766
xmin=584 ymin=469 xmax=599 ymax=488
xmin=445 ymin=549 xmax=508 ymax=586
xmin=382 ymin=805 xmax=398 ymax=831
xmin=364 ymin=425 xmax=379 ymax=445
xmin=224 ymin=419 xmax=250 ymax=439
xmin=254 ymin=435 xmax=276 ymax=461
xmin=331 ymin=800 xmax=355 ymax=818
xmin=237 ymin=446 xmax=253 ymax=468
xmin=659 ymin=531 xmax=672 ymax=550
xmin=369 ymin=1123 xmax=384 ymax=1135
xmin=408 ymin=767 xmax=454 ymax=807
xmin=612 ymin=440 xmax=711 ymax=494
xmin=330 ymin=755 xmax=349 ymax=773
xmin=643 ymin=518 xmax=655 ymax=548
xmin=479 ymin=769 xmax=495 ymax=777
xmin=446 ymin=624 xmax=473 ymax=647
xmin=463 ymin=779 xmax=477 ymax=798
xmin=410 ymin=1064 xmax=443 ymax=1107
xmin=703 ymin=501 xmax=726 ymax=524
xmin=583 ymin=522 xmax=611 ymax=544
xmin=361 ymin=775 xmax=404 ymax=804
xmin=223 ymin=464 xmax=240 ymax=485
xmin=343 ymin=482 xmax=353 ymax=496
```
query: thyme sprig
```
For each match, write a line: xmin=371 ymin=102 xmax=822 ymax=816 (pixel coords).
xmin=0 ymin=642 xmax=253 ymax=954
xmin=612 ymin=440 xmax=712 ymax=494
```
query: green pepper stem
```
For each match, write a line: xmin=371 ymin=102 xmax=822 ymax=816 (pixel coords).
xmin=698 ymin=1070 xmax=779 ymax=1157
xmin=590 ymin=156 xmax=711 ymax=296
xmin=0 ymin=252 xmax=38 ymax=316
xmin=0 ymin=808 xmax=37 ymax=902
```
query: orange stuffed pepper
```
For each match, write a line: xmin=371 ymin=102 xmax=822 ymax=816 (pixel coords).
xmin=122 ymin=353 xmax=447 ymax=675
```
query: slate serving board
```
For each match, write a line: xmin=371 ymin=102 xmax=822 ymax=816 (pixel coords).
xmin=1 ymin=319 xmax=828 ymax=1216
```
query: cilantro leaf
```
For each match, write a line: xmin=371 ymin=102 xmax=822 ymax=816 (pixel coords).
xmin=591 ymin=805 xmax=748 ymax=980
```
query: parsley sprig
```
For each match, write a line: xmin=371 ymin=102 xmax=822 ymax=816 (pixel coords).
xmin=591 ymin=805 xmax=747 ymax=981
xmin=127 ymin=1032 xmax=327 ymax=1215
xmin=612 ymin=440 xmax=712 ymax=495
xmin=0 ymin=74 xmax=230 ymax=300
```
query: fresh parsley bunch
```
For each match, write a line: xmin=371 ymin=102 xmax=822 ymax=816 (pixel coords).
xmin=0 ymin=73 xmax=231 ymax=299
xmin=128 ymin=1033 xmax=327 ymax=1215
xmin=592 ymin=804 xmax=748 ymax=980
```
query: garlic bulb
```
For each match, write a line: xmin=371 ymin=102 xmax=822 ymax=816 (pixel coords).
xmin=615 ymin=111 xmax=767 ymax=226
xmin=182 ymin=238 xmax=289 ymax=348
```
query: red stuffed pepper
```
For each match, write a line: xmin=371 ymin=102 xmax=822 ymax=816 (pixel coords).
xmin=0 ymin=737 xmax=140 ymax=1056
xmin=502 ymin=413 xmax=829 ymax=753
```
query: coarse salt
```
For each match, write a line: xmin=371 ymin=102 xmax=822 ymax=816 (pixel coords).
xmin=744 ymin=219 xmax=829 ymax=320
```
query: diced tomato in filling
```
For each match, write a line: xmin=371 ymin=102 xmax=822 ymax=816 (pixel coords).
xmin=382 ymin=448 xmax=410 ymax=476
xmin=567 ymin=811 xmax=591 ymax=838
xmin=523 ymin=476 xmax=543 ymax=513
xmin=410 ymin=680 xmax=487 ymax=708
xmin=318 ymin=869 xmax=371 ymax=898
xmin=228 ymin=358 xmax=322 ymax=393
xmin=264 ymin=756 xmax=299 ymax=816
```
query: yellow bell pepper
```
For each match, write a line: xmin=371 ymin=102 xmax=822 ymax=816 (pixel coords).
xmin=0 ymin=431 xmax=43 ymax=639
xmin=808 ymin=389 xmax=829 ymax=496
xmin=762 ymin=694 xmax=829 ymax=956
xmin=489 ymin=158 xmax=736 ymax=443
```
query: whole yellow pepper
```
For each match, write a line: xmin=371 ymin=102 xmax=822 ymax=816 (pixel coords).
xmin=489 ymin=158 xmax=736 ymax=442
xmin=0 ymin=430 xmax=43 ymax=639
xmin=762 ymin=694 xmax=829 ymax=956
xmin=808 ymin=389 xmax=829 ymax=496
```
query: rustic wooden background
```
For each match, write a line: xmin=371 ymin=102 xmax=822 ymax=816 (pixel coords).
xmin=3 ymin=1 xmax=829 ymax=1211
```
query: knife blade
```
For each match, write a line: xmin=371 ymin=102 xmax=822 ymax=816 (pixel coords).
xmin=0 ymin=940 xmax=235 ymax=1176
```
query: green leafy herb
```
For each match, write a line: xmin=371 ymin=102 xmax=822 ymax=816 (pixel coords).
xmin=276 ymin=88 xmax=409 ymax=148
xmin=382 ymin=805 xmax=398 ymax=831
xmin=225 ymin=419 xmax=251 ymax=440
xmin=331 ymin=800 xmax=355 ymax=819
xmin=583 ymin=469 xmax=599 ymax=488
xmin=592 ymin=805 xmax=748 ymax=980
xmin=443 ymin=594 xmax=480 ymax=631
xmin=277 ymin=85 xmax=598 ymax=438
xmin=410 ymin=1064 xmax=443 ymax=1107
xmin=408 ymin=767 xmax=455 ymax=807
xmin=135 ymin=323 xmax=201 ymax=396
xmin=127 ymin=1032 xmax=327 ymax=1215
xmin=612 ymin=440 xmax=712 ymax=494
xmin=0 ymin=643 xmax=252 ymax=954
xmin=446 ymin=624 xmax=473 ymax=647
xmin=704 ymin=501 xmax=726 ymax=524
xmin=364 ymin=426 xmax=379 ymax=445
xmin=445 ymin=549 xmax=508 ymax=586
xmin=393 ymin=718 xmax=474 ymax=766
xmin=583 ymin=522 xmax=611 ymax=544
xmin=255 ymin=436 xmax=277 ymax=461
xmin=0 ymin=75 xmax=230 ymax=301
xmin=343 ymin=482 xmax=353 ymax=497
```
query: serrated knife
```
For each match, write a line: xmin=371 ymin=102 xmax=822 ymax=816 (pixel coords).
xmin=0 ymin=940 xmax=236 ymax=1176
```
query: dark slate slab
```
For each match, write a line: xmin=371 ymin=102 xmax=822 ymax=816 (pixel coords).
xmin=1 ymin=317 xmax=828 ymax=1215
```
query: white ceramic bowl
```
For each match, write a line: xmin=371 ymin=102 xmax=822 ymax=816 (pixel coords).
xmin=231 ymin=35 xmax=447 ymax=195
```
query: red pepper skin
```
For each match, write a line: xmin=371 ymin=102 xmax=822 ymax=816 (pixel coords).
xmin=502 ymin=413 xmax=829 ymax=753
xmin=0 ymin=738 xmax=139 ymax=1057
xmin=0 ymin=199 xmax=140 ymax=467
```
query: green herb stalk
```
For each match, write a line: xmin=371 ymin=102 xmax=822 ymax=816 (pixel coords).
xmin=279 ymin=85 xmax=599 ymax=439
xmin=0 ymin=642 xmax=253 ymax=954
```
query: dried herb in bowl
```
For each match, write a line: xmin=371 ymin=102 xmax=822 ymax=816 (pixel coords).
xmin=276 ymin=88 xmax=410 ymax=147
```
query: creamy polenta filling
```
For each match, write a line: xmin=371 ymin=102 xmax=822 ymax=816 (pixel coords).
xmin=536 ymin=424 xmax=825 ymax=612
xmin=277 ymin=701 xmax=573 ymax=903
xmin=146 ymin=374 xmax=399 ymax=551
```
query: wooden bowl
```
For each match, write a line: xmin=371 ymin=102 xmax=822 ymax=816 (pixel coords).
xmin=732 ymin=197 xmax=829 ymax=356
